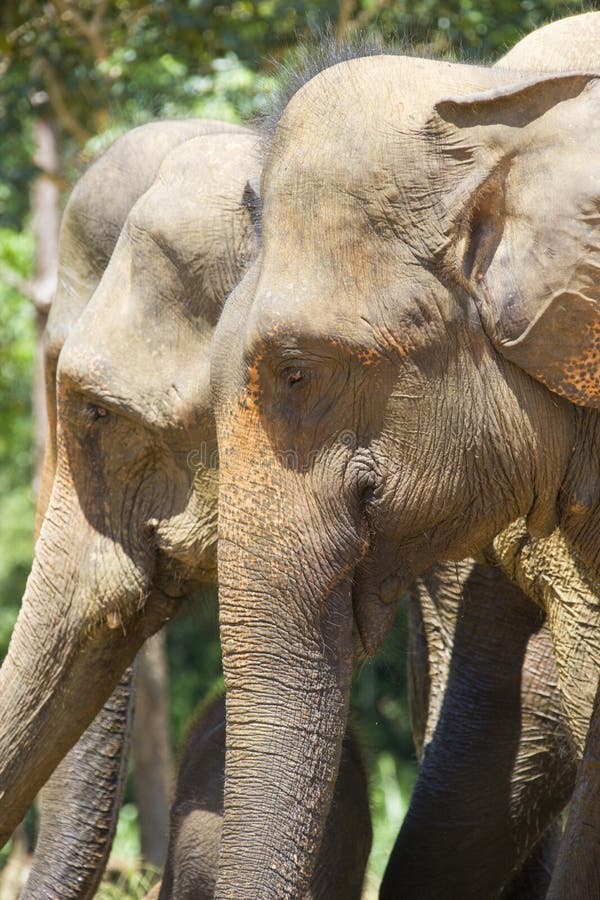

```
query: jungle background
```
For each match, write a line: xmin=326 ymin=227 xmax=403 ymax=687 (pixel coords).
xmin=0 ymin=0 xmax=594 ymax=896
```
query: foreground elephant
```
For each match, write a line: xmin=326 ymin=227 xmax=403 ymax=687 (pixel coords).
xmin=20 ymin=126 xmax=561 ymax=900
xmin=211 ymin=47 xmax=600 ymax=899
xmin=24 ymin=118 xmax=245 ymax=900
xmin=146 ymin=697 xmax=371 ymax=900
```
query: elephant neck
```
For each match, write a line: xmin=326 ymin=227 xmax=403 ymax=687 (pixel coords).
xmin=555 ymin=408 xmax=600 ymax=579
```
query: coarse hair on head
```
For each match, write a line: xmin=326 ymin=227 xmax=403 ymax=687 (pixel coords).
xmin=255 ymin=27 xmax=471 ymax=158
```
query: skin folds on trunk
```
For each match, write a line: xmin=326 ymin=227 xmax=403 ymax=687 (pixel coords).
xmin=156 ymin=695 xmax=371 ymax=900
xmin=22 ymin=668 xmax=135 ymax=900
xmin=217 ymin=577 xmax=354 ymax=899
xmin=214 ymin=403 xmax=365 ymax=898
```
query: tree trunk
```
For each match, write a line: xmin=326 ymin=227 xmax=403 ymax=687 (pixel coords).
xmin=30 ymin=115 xmax=60 ymax=492
xmin=336 ymin=0 xmax=357 ymax=42
xmin=0 ymin=825 xmax=30 ymax=900
xmin=132 ymin=631 xmax=173 ymax=869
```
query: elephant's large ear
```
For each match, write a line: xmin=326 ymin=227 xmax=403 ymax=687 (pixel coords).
xmin=436 ymin=73 xmax=600 ymax=407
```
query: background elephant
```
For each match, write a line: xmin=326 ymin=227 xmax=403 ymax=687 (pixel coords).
xmin=386 ymin=14 xmax=600 ymax=896
xmin=0 ymin=125 xmax=262 ymax=859
xmin=145 ymin=697 xmax=371 ymax=900
xmin=391 ymin=561 xmax=573 ymax=898
xmin=23 ymin=118 xmax=247 ymax=900
xmin=210 ymin=43 xmax=600 ymax=899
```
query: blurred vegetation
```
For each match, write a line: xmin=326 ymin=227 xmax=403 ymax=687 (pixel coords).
xmin=0 ymin=0 xmax=592 ymax=893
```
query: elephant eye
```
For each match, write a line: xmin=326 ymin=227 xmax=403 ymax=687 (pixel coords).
xmin=85 ymin=403 xmax=109 ymax=422
xmin=286 ymin=369 xmax=304 ymax=387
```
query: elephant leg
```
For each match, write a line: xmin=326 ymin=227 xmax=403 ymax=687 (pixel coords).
xmin=156 ymin=695 xmax=372 ymax=900
xmin=546 ymin=675 xmax=600 ymax=900
xmin=381 ymin=561 xmax=575 ymax=900
xmin=22 ymin=666 xmax=135 ymax=899
xmin=502 ymin=820 xmax=562 ymax=899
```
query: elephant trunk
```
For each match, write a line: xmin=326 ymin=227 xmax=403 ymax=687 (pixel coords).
xmin=216 ymin=577 xmax=354 ymax=898
xmin=211 ymin=368 xmax=369 ymax=896
xmin=22 ymin=668 xmax=136 ymax=899
xmin=0 ymin=474 xmax=166 ymax=845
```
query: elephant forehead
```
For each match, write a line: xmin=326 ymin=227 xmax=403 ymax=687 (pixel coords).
xmin=58 ymin=246 xmax=216 ymax=431
xmin=265 ymin=55 xmax=520 ymax=187
xmin=266 ymin=67 xmax=412 ymax=199
xmin=127 ymin=191 xmax=246 ymax=309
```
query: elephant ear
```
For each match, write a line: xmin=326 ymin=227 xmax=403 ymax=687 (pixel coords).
xmin=436 ymin=72 xmax=600 ymax=407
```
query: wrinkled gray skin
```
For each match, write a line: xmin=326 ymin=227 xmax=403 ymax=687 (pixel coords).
xmin=211 ymin=39 xmax=600 ymax=900
xmin=145 ymin=696 xmax=372 ymax=900
xmin=23 ymin=119 xmax=243 ymax=900
xmin=0 ymin=124 xmax=262 ymax=862
xmin=497 ymin=20 xmax=600 ymax=893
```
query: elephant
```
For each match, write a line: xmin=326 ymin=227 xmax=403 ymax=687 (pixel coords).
xmin=145 ymin=696 xmax=371 ymax=900
xmin=209 ymin=36 xmax=600 ymax=900
xmin=399 ymin=561 xmax=573 ymax=900
xmin=0 ymin=122 xmax=262 ymax=855
xmin=498 ymin=10 xmax=600 ymax=73
xmin=385 ymin=13 xmax=600 ymax=897
xmin=23 ymin=118 xmax=247 ymax=900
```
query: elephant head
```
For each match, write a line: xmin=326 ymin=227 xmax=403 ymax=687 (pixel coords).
xmin=0 ymin=127 xmax=261 ymax=844
xmin=39 ymin=118 xmax=245 ymax=528
xmin=211 ymin=54 xmax=600 ymax=896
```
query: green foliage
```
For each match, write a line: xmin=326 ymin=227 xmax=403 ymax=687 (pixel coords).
xmin=2 ymin=0 xmax=590 ymax=226
xmin=0 ymin=228 xmax=35 ymax=658
xmin=96 ymin=814 xmax=158 ymax=900
xmin=166 ymin=590 xmax=223 ymax=753
xmin=351 ymin=0 xmax=591 ymax=58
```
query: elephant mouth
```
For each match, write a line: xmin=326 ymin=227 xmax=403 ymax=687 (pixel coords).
xmin=351 ymin=555 xmax=410 ymax=657
xmin=152 ymin=550 xmax=217 ymax=601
